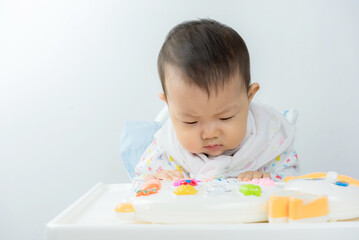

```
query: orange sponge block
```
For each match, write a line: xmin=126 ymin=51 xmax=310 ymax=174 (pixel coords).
xmin=269 ymin=191 xmax=329 ymax=223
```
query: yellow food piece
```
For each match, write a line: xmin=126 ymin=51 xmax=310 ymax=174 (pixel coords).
xmin=173 ymin=185 xmax=198 ymax=195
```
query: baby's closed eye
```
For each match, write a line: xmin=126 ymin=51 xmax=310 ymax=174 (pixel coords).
xmin=219 ymin=116 xmax=234 ymax=121
xmin=184 ymin=116 xmax=234 ymax=124
xmin=183 ymin=121 xmax=198 ymax=125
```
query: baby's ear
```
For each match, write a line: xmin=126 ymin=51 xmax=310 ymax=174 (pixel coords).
xmin=158 ymin=93 xmax=167 ymax=103
xmin=247 ymin=83 xmax=260 ymax=103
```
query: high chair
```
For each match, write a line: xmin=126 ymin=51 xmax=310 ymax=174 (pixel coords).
xmin=119 ymin=105 xmax=169 ymax=179
xmin=46 ymin=106 xmax=359 ymax=240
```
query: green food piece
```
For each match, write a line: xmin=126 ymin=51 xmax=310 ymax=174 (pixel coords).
xmin=239 ymin=184 xmax=261 ymax=197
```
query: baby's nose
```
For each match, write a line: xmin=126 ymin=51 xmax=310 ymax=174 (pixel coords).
xmin=201 ymin=124 xmax=220 ymax=139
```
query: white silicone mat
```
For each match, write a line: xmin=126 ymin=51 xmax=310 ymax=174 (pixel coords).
xmin=45 ymin=183 xmax=359 ymax=240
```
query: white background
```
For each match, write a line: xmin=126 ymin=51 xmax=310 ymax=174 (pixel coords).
xmin=1 ymin=0 xmax=358 ymax=239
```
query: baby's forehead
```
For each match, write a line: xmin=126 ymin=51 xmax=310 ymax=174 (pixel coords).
xmin=167 ymin=78 xmax=246 ymax=118
xmin=166 ymin=76 xmax=246 ymax=100
xmin=165 ymin=65 xmax=245 ymax=95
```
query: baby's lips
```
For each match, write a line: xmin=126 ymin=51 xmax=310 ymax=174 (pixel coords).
xmin=204 ymin=144 xmax=221 ymax=147
xmin=204 ymin=144 xmax=222 ymax=150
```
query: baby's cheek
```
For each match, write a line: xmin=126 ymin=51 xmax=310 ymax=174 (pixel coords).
xmin=177 ymin=131 xmax=202 ymax=154
xmin=226 ymin=125 xmax=246 ymax=148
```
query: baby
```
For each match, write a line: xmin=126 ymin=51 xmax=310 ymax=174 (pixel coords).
xmin=134 ymin=19 xmax=299 ymax=183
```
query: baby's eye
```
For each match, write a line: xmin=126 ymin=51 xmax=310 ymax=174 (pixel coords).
xmin=220 ymin=116 xmax=234 ymax=121
xmin=184 ymin=121 xmax=198 ymax=125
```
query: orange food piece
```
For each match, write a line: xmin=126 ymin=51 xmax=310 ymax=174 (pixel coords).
xmin=115 ymin=202 xmax=135 ymax=213
xmin=136 ymin=179 xmax=162 ymax=197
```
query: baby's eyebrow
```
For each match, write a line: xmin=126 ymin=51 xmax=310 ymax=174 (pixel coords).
xmin=215 ymin=105 xmax=239 ymax=116
xmin=180 ymin=112 xmax=200 ymax=118
xmin=180 ymin=105 xmax=239 ymax=118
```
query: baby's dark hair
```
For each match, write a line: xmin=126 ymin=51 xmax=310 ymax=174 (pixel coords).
xmin=157 ymin=18 xmax=251 ymax=98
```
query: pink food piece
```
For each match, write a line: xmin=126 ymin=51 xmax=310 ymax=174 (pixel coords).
xmin=247 ymin=178 xmax=275 ymax=186
xmin=173 ymin=180 xmax=182 ymax=187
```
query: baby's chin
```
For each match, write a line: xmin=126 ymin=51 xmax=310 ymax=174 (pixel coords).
xmin=202 ymin=148 xmax=227 ymax=158
xmin=206 ymin=151 xmax=226 ymax=157
xmin=187 ymin=144 xmax=239 ymax=157
xmin=189 ymin=149 xmax=224 ymax=157
xmin=202 ymin=144 xmax=241 ymax=157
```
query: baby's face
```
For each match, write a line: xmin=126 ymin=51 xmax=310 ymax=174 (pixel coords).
xmin=163 ymin=66 xmax=258 ymax=157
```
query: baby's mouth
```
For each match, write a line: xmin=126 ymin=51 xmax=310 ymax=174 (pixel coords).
xmin=204 ymin=144 xmax=222 ymax=151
